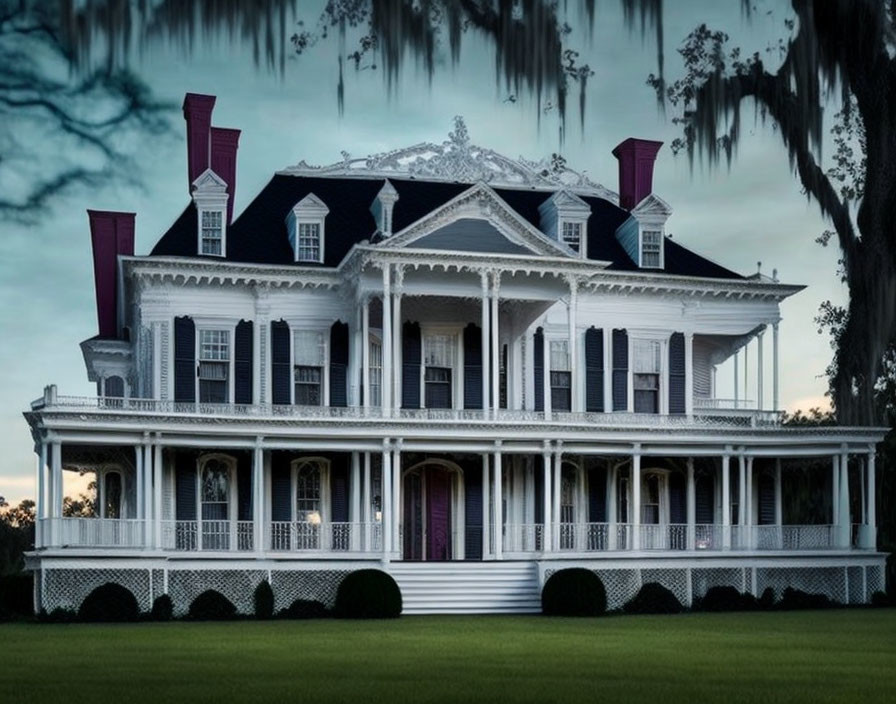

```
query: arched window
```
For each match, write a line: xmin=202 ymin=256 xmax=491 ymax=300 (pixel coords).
xmin=295 ymin=460 xmax=323 ymax=523
xmin=199 ymin=455 xmax=235 ymax=550
xmin=104 ymin=471 xmax=122 ymax=519
xmin=643 ymin=473 xmax=661 ymax=524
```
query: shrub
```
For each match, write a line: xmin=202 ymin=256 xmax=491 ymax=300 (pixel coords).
xmin=759 ymin=587 xmax=776 ymax=610
xmin=541 ymin=568 xmax=606 ymax=616
xmin=776 ymin=587 xmax=835 ymax=611
xmin=151 ymin=594 xmax=173 ymax=621
xmin=280 ymin=599 xmax=329 ymax=619
xmin=78 ymin=583 xmax=139 ymax=622
xmin=254 ymin=580 xmax=274 ymax=620
xmin=0 ymin=574 xmax=33 ymax=621
xmin=871 ymin=591 xmax=891 ymax=608
xmin=696 ymin=586 xmax=757 ymax=612
xmin=334 ymin=569 xmax=402 ymax=619
xmin=623 ymin=582 xmax=682 ymax=615
xmin=188 ymin=589 xmax=237 ymax=620
xmin=40 ymin=607 xmax=77 ymax=623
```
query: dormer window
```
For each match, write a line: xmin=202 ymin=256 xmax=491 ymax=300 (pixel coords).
xmin=287 ymin=193 xmax=329 ymax=263
xmin=538 ymin=190 xmax=591 ymax=259
xmin=561 ymin=221 xmax=582 ymax=253
xmin=641 ymin=229 xmax=662 ymax=268
xmin=191 ymin=168 xmax=229 ymax=258
xmin=201 ymin=210 xmax=224 ymax=255
xmin=614 ymin=194 xmax=672 ymax=270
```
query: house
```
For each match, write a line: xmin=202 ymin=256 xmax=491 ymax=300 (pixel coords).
xmin=24 ymin=94 xmax=886 ymax=615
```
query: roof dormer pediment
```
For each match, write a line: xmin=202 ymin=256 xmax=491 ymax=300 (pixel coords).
xmin=292 ymin=192 xmax=330 ymax=215
xmin=384 ymin=182 xmax=572 ymax=258
xmin=191 ymin=168 xmax=227 ymax=193
xmin=631 ymin=193 xmax=672 ymax=218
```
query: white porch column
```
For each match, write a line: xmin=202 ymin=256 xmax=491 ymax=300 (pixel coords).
xmin=774 ymin=458 xmax=783 ymax=527
xmin=686 ymin=458 xmax=696 ymax=550
xmin=772 ymin=322 xmax=780 ymax=410
xmin=481 ymin=272 xmax=490 ymax=415
xmin=50 ymin=441 xmax=62 ymax=547
xmin=142 ymin=440 xmax=153 ymax=547
xmin=542 ymin=330 xmax=551 ymax=420
xmin=631 ymin=446 xmax=641 ymax=551
xmin=361 ymin=296 xmax=370 ymax=410
xmin=392 ymin=443 xmax=401 ymax=557
xmin=350 ymin=452 xmax=361 ymax=551
xmin=253 ymin=442 xmax=264 ymax=553
xmin=490 ymin=274 xmax=500 ymax=415
xmin=733 ymin=350 xmax=739 ymax=408
xmin=381 ymin=441 xmax=392 ymax=561
xmin=351 ymin=302 xmax=363 ymax=407
xmin=721 ymin=452 xmax=731 ymax=550
xmin=831 ymin=455 xmax=840 ymax=526
xmin=153 ymin=442 xmax=163 ymax=549
xmin=744 ymin=341 xmax=749 ymax=406
xmin=602 ymin=328 xmax=612 ymax=413
xmin=607 ymin=461 xmax=617 ymax=550
xmin=745 ymin=456 xmax=754 ymax=549
xmin=567 ymin=276 xmax=578 ymax=412
xmin=392 ymin=274 xmax=403 ymax=413
xmin=756 ymin=330 xmax=765 ymax=410
xmin=482 ymin=453 xmax=490 ymax=558
xmin=738 ymin=454 xmax=746 ymax=533
xmin=837 ymin=446 xmax=851 ymax=548
xmin=381 ymin=267 xmax=393 ymax=414
xmin=36 ymin=441 xmax=47 ymax=547
xmin=362 ymin=452 xmax=371 ymax=552
xmin=866 ymin=448 xmax=876 ymax=549
xmin=684 ymin=332 xmax=694 ymax=417
xmin=135 ymin=443 xmax=144 ymax=522
xmin=493 ymin=442 xmax=503 ymax=560
xmin=552 ymin=446 xmax=562 ymax=551
xmin=542 ymin=443 xmax=552 ymax=553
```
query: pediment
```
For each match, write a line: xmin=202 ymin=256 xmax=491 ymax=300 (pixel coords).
xmin=544 ymin=189 xmax=591 ymax=212
xmin=292 ymin=192 xmax=330 ymax=215
xmin=191 ymin=168 xmax=227 ymax=193
xmin=632 ymin=193 xmax=672 ymax=217
xmin=386 ymin=183 xmax=571 ymax=257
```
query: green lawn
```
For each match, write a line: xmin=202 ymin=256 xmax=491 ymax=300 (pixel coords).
xmin=3 ymin=610 xmax=895 ymax=703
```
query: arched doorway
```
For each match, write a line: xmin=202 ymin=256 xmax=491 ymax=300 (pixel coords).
xmin=402 ymin=461 xmax=464 ymax=561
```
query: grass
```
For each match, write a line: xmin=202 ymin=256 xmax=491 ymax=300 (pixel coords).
xmin=3 ymin=610 xmax=895 ymax=703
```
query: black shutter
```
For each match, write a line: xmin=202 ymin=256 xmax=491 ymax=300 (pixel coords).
xmin=329 ymin=321 xmax=349 ymax=407
xmin=463 ymin=323 xmax=483 ymax=409
xmin=464 ymin=465 xmax=483 ymax=560
xmin=585 ymin=327 xmax=604 ymax=412
xmin=669 ymin=472 xmax=686 ymax=523
xmin=588 ymin=465 xmax=607 ymax=523
xmin=175 ymin=452 xmax=196 ymax=521
xmin=669 ymin=332 xmax=686 ymax=414
xmin=237 ymin=453 xmax=252 ymax=521
xmin=758 ymin=471 xmax=775 ymax=525
xmin=533 ymin=327 xmax=544 ymax=411
xmin=534 ymin=456 xmax=544 ymax=525
xmin=174 ymin=316 xmax=195 ymax=403
xmin=612 ymin=329 xmax=628 ymax=411
xmin=234 ymin=320 xmax=253 ymax=405
xmin=696 ymin=473 xmax=714 ymax=524
xmin=330 ymin=454 xmax=349 ymax=523
xmin=271 ymin=320 xmax=291 ymax=405
xmin=270 ymin=453 xmax=291 ymax=522
xmin=402 ymin=321 xmax=421 ymax=409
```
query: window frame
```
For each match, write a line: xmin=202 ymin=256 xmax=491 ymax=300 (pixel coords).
xmin=199 ymin=208 xmax=225 ymax=257
xmin=291 ymin=328 xmax=329 ymax=407
xmin=194 ymin=322 xmax=236 ymax=404
xmin=368 ymin=334 xmax=383 ymax=408
xmin=628 ymin=333 xmax=669 ymax=415
xmin=548 ymin=338 xmax=572 ymax=412
xmin=295 ymin=220 xmax=323 ymax=263
xmin=639 ymin=227 xmax=664 ymax=268
xmin=291 ymin=457 xmax=331 ymax=525
xmin=559 ymin=219 xmax=585 ymax=254
xmin=287 ymin=194 xmax=329 ymax=264
xmin=195 ymin=454 xmax=238 ymax=537
xmin=420 ymin=327 xmax=463 ymax=410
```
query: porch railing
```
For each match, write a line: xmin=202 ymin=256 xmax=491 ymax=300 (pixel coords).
xmin=42 ymin=517 xmax=145 ymax=548
xmin=161 ymin=520 xmax=255 ymax=551
xmin=268 ymin=521 xmax=366 ymax=552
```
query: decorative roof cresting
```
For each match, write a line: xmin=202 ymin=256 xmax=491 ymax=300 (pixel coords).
xmin=280 ymin=116 xmax=618 ymax=202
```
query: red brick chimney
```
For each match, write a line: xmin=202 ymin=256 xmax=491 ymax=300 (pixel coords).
xmin=210 ymin=127 xmax=241 ymax=225
xmin=87 ymin=210 xmax=135 ymax=338
xmin=183 ymin=93 xmax=216 ymax=190
xmin=612 ymin=138 xmax=663 ymax=210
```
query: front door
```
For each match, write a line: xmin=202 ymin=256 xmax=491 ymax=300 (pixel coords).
xmin=403 ymin=466 xmax=453 ymax=561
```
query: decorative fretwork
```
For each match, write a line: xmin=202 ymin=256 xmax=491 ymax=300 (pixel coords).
xmin=167 ymin=569 xmax=267 ymax=616
xmin=270 ymin=570 xmax=350 ymax=610
xmin=151 ymin=569 xmax=166 ymax=603
xmin=41 ymin=568 xmax=152 ymax=613
xmin=588 ymin=569 xmax=641 ymax=611
xmin=755 ymin=567 xmax=847 ymax=604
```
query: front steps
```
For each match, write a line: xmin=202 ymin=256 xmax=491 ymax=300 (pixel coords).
xmin=389 ymin=561 xmax=541 ymax=615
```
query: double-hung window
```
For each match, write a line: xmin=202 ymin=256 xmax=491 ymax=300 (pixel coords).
xmin=200 ymin=210 xmax=223 ymax=255
xmin=550 ymin=340 xmax=571 ymax=411
xmin=424 ymin=333 xmax=455 ymax=409
xmin=198 ymin=329 xmax=230 ymax=403
xmin=561 ymin=221 xmax=582 ymax=253
xmin=294 ymin=331 xmax=325 ymax=405
xmin=368 ymin=338 xmax=383 ymax=407
xmin=633 ymin=339 xmax=661 ymax=413
xmin=297 ymin=222 xmax=321 ymax=262
xmin=641 ymin=229 xmax=662 ymax=267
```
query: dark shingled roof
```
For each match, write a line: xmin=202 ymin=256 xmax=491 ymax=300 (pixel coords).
xmin=150 ymin=174 xmax=743 ymax=280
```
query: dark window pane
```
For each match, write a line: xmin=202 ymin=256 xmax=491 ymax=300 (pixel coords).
xmin=294 ymin=366 xmax=322 ymax=405
xmin=199 ymin=380 xmax=228 ymax=403
xmin=634 ymin=390 xmax=658 ymax=414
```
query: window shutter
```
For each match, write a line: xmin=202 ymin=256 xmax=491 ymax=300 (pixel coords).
xmin=533 ymin=327 xmax=544 ymax=412
xmin=270 ymin=453 xmax=291 ymax=522
xmin=612 ymin=329 xmax=628 ymax=411
xmin=174 ymin=316 xmax=196 ymax=403
xmin=758 ymin=471 xmax=775 ymax=525
xmin=464 ymin=465 xmax=483 ymax=560
xmin=669 ymin=332 xmax=686 ymax=414
xmin=669 ymin=471 xmax=686 ymax=524
xmin=463 ymin=323 xmax=483 ymax=409
xmin=534 ymin=456 xmax=544 ymax=525
xmin=175 ymin=452 xmax=196 ymax=521
xmin=237 ymin=453 xmax=252 ymax=521
xmin=234 ymin=320 xmax=253 ymax=405
xmin=584 ymin=327 xmax=604 ymax=412
xmin=402 ymin=321 xmax=421 ymax=409
xmin=329 ymin=321 xmax=349 ymax=407
xmin=588 ymin=465 xmax=607 ymax=522
xmin=271 ymin=320 xmax=291 ymax=405
xmin=695 ymin=473 xmax=714 ymax=524
xmin=330 ymin=455 xmax=349 ymax=523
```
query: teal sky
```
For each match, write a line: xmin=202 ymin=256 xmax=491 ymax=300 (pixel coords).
xmin=0 ymin=1 xmax=846 ymax=503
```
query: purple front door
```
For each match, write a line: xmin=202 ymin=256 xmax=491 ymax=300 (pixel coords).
xmin=426 ymin=469 xmax=451 ymax=561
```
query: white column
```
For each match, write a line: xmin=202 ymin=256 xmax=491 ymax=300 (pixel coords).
xmin=490 ymin=274 xmax=500 ymax=414
xmin=756 ymin=330 xmax=765 ymax=410
xmin=602 ymin=328 xmax=612 ymax=413
xmin=866 ymin=448 xmax=876 ymax=549
xmin=143 ymin=441 xmax=153 ymax=546
xmin=838 ymin=446 xmax=851 ymax=548
xmin=744 ymin=340 xmax=749 ymax=406
xmin=381 ymin=268 xmax=393 ymax=414
xmin=722 ymin=452 xmax=731 ymax=549
xmin=774 ymin=458 xmax=783 ymax=527
xmin=362 ymin=452 xmax=371 ymax=552
xmin=154 ymin=443 xmax=163 ymax=549
xmin=552 ymin=447 xmax=562 ymax=551
xmin=832 ymin=455 xmax=840 ymax=526
xmin=135 ymin=443 xmax=144 ymax=522
xmin=607 ymin=462 xmax=617 ymax=550
xmin=36 ymin=442 xmax=47 ymax=547
xmin=392 ymin=289 xmax=402 ymax=412
xmin=50 ymin=441 xmax=62 ymax=547
xmin=350 ymin=452 xmax=361 ymax=551
xmin=392 ymin=444 xmax=401 ymax=557
xmin=745 ymin=456 xmax=754 ymax=549
xmin=361 ymin=296 xmax=370 ymax=410
xmin=738 ymin=455 xmax=746 ymax=528
xmin=542 ymin=444 xmax=552 ymax=553
xmin=631 ymin=446 xmax=641 ymax=551
xmin=772 ymin=322 xmax=780 ymax=411
xmin=542 ymin=330 xmax=551 ymax=420
xmin=480 ymin=273 xmax=490 ymax=415
xmin=381 ymin=441 xmax=392 ymax=561
xmin=482 ymin=454 xmax=490 ymax=558
xmin=493 ymin=443 xmax=503 ymax=560
xmin=351 ymin=303 xmax=363 ymax=407
xmin=686 ymin=458 xmax=696 ymax=550
xmin=733 ymin=351 xmax=739 ymax=408
xmin=253 ymin=443 xmax=264 ymax=552
xmin=684 ymin=332 xmax=694 ymax=417
xmin=567 ymin=277 xmax=578 ymax=412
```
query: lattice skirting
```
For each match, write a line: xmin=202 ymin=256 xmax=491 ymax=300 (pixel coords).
xmin=38 ymin=567 xmax=351 ymax=616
